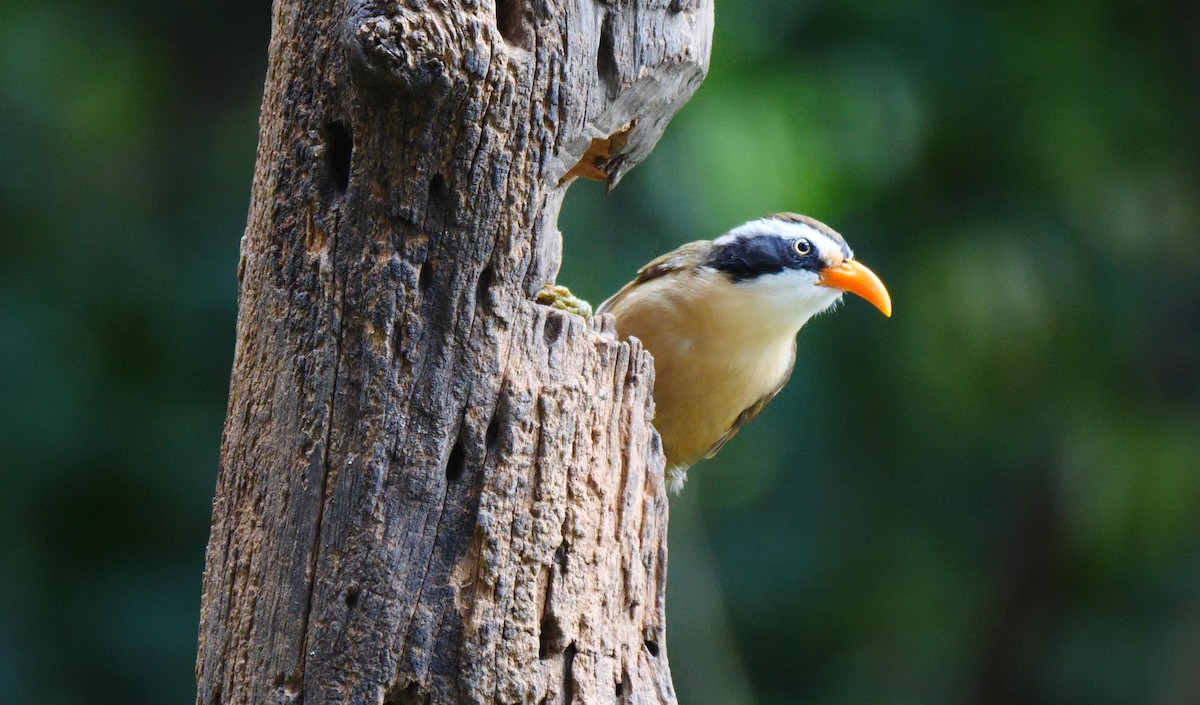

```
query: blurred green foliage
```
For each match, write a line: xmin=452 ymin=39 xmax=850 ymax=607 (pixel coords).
xmin=2 ymin=0 xmax=1198 ymax=703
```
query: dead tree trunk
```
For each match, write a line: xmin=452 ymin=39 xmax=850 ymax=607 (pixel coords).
xmin=196 ymin=1 xmax=712 ymax=703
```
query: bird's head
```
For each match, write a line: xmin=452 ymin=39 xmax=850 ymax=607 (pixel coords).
xmin=706 ymin=213 xmax=892 ymax=330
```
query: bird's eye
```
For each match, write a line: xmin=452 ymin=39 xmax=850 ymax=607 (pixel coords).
xmin=793 ymin=239 xmax=812 ymax=256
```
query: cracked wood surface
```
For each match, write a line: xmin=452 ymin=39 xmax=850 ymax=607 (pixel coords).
xmin=196 ymin=0 xmax=712 ymax=703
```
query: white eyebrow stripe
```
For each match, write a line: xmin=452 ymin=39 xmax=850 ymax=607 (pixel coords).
xmin=713 ymin=220 xmax=823 ymax=245
xmin=806 ymin=231 xmax=854 ymax=261
xmin=713 ymin=219 xmax=853 ymax=260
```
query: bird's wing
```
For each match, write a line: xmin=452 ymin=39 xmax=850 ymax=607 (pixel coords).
xmin=596 ymin=241 xmax=712 ymax=315
xmin=700 ymin=341 xmax=796 ymax=461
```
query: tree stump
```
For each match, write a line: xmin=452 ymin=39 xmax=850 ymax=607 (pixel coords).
xmin=196 ymin=1 xmax=713 ymax=703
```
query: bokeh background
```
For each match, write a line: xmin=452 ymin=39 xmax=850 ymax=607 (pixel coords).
xmin=2 ymin=0 xmax=1198 ymax=703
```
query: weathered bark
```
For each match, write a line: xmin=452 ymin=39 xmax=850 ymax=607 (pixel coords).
xmin=196 ymin=1 xmax=712 ymax=704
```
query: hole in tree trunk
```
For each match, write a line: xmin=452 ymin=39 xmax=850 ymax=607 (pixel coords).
xmin=597 ymin=14 xmax=618 ymax=92
xmin=485 ymin=411 xmax=501 ymax=451
xmin=553 ymin=539 xmax=569 ymax=576
xmin=476 ymin=265 xmax=494 ymax=307
xmin=494 ymin=0 xmax=530 ymax=48
xmin=323 ymin=120 xmax=353 ymax=194
xmin=418 ymin=259 xmax=434 ymax=294
xmin=562 ymin=642 xmax=577 ymax=704
xmin=643 ymin=639 xmax=659 ymax=657
xmin=383 ymin=683 xmax=430 ymax=705
xmin=538 ymin=613 xmax=564 ymax=659
xmin=445 ymin=432 xmax=466 ymax=482
xmin=427 ymin=173 xmax=448 ymax=214
xmin=615 ymin=669 xmax=631 ymax=702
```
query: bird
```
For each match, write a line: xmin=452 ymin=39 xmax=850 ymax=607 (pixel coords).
xmin=541 ymin=213 xmax=891 ymax=492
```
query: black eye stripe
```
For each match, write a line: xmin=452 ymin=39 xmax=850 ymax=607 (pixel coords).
xmin=707 ymin=235 xmax=823 ymax=281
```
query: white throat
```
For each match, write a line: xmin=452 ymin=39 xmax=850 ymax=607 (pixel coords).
xmin=743 ymin=269 xmax=844 ymax=336
xmin=700 ymin=267 xmax=843 ymax=347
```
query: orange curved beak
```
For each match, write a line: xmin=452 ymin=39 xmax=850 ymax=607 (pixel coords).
xmin=818 ymin=259 xmax=892 ymax=317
